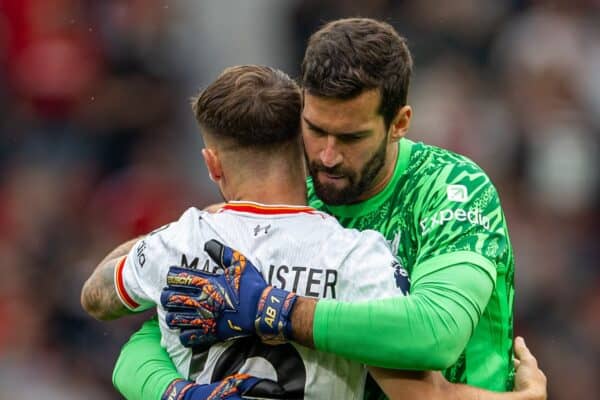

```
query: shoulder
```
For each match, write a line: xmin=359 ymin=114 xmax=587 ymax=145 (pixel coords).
xmin=405 ymin=142 xmax=497 ymax=206
xmin=410 ymin=142 xmax=491 ymax=185
xmin=336 ymin=227 xmax=394 ymax=257
xmin=141 ymin=207 xmax=207 ymax=247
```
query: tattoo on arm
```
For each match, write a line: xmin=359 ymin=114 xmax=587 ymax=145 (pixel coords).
xmin=81 ymin=238 xmax=140 ymax=321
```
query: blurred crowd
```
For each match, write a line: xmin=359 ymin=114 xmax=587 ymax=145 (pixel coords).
xmin=0 ymin=0 xmax=598 ymax=399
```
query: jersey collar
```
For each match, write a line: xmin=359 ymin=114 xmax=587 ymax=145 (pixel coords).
xmin=325 ymin=138 xmax=414 ymax=217
xmin=221 ymin=201 xmax=318 ymax=215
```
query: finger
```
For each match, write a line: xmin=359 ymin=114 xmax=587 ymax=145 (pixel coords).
xmin=166 ymin=266 xmax=213 ymax=288
xmin=160 ymin=290 xmax=214 ymax=315
xmin=166 ymin=311 xmax=218 ymax=330
xmin=205 ymin=239 xmax=228 ymax=268
xmin=179 ymin=328 xmax=218 ymax=349
xmin=205 ymin=239 xmax=248 ymax=273
xmin=514 ymin=336 xmax=537 ymax=366
xmin=203 ymin=202 xmax=225 ymax=213
xmin=513 ymin=357 xmax=521 ymax=369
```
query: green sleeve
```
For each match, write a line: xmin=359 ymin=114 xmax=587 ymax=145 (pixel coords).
xmin=112 ymin=317 xmax=184 ymax=400
xmin=313 ymin=251 xmax=496 ymax=370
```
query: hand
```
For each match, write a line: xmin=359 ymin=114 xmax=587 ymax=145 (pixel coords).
xmin=513 ymin=336 xmax=547 ymax=400
xmin=203 ymin=202 xmax=226 ymax=213
xmin=162 ymin=374 xmax=283 ymax=400
xmin=161 ymin=239 xmax=298 ymax=349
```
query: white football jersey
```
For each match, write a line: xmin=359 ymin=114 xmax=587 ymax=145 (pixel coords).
xmin=116 ymin=201 xmax=406 ymax=400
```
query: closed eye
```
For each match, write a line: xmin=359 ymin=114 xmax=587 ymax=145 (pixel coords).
xmin=307 ymin=125 xmax=327 ymax=137
xmin=338 ymin=134 xmax=365 ymax=143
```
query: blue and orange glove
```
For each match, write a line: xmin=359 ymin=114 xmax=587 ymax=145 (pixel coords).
xmin=160 ymin=239 xmax=298 ymax=349
xmin=162 ymin=374 xmax=284 ymax=400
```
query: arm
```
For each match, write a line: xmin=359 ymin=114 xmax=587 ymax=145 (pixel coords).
xmin=292 ymin=257 xmax=494 ymax=369
xmin=82 ymin=217 xmax=186 ymax=320
xmin=113 ymin=317 xmax=183 ymax=400
xmin=113 ymin=318 xmax=280 ymax=400
xmin=161 ymin=240 xmax=490 ymax=370
xmin=116 ymin=296 xmax=544 ymax=400
xmin=81 ymin=238 xmax=139 ymax=320
xmin=369 ymin=336 xmax=546 ymax=400
xmin=293 ymin=164 xmax=506 ymax=370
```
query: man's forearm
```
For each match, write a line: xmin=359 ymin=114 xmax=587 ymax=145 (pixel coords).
xmin=81 ymin=238 xmax=138 ymax=320
xmin=370 ymin=368 xmax=539 ymax=400
xmin=290 ymin=296 xmax=317 ymax=346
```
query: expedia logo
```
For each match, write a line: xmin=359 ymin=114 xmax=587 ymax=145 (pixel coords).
xmin=447 ymin=184 xmax=469 ymax=202
xmin=420 ymin=208 xmax=490 ymax=234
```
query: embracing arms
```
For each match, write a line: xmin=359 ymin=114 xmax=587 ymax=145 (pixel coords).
xmin=81 ymin=237 xmax=491 ymax=370
xmin=81 ymin=238 xmax=138 ymax=320
xmin=290 ymin=257 xmax=494 ymax=369
xmin=370 ymin=337 xmax=546 ymax=400
xmin=113 ymin=318 xmax=546 ymax=400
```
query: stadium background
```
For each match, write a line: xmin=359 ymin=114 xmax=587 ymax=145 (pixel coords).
xmin=0 ymin=0 xmax=598 ymax=398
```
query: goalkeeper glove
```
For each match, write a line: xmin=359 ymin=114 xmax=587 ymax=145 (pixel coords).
xmin=160 ymin=239 xmax=298 ymax=349
xmin=162 ymin=374 xmax=283 ymax=400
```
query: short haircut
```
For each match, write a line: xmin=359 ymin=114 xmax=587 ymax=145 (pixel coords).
xmin=301 ymin=18 xmax=413 ymax=128
xmin=192 ymin=65 xmax=302 ymax=149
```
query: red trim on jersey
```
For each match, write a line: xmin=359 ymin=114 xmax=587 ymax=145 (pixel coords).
xmin=221 ymin=202 xmax=317 ymax=215
xmin=115 ymin=256 xmax=140 ymax=309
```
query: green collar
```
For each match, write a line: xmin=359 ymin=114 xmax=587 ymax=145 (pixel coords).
xmin=326 ymin=138 xmax=414 ymax=217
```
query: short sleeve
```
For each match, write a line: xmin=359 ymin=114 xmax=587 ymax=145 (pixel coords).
xmin=114 ymin=238 xmax=157 ymax=311
xmin=114 ymin=217 xmax=188 ymax=311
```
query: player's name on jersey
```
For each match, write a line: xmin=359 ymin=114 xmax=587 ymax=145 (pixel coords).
xmin=266 ymin=264 xmax=338 ymax=299
xmin=179 ymin=254 xmax=339 ymax=299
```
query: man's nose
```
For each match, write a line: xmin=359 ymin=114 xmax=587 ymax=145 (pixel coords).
xmin=320 ymin=136 xmax=342 ymax=167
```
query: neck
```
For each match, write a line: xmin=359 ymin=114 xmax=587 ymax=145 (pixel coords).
xmin=356 ymin=140 xmax=399 ymax=202
xmin=223 ymin=158 xmax=308 ymax=206
xmin=230 ymin=180 xmax=308 ymax=205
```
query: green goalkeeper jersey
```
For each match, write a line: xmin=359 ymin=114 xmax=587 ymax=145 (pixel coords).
xmin=308 ymin=138 xmax=515 ymax=393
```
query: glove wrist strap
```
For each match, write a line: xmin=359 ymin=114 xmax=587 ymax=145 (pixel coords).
xmin=162 ymin=379 xmax=195 ymax=400
xmin=255 ymin=286 xmax=297 ymax=344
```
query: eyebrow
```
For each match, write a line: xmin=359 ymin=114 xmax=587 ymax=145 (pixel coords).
xmin=302 ymin=116 xmax=371 ymax=137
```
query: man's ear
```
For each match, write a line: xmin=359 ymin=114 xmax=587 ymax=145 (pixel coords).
xmin=388 ymin=105 xmax=412 ymax=143
xmin=202 ymin=148 xmax=222 ymax=183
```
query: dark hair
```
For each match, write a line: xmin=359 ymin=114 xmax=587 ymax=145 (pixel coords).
xmin=192 ymin=65 xmax=301 ymax=148
xmin=301 ymin=18 xmax=413 ymax=128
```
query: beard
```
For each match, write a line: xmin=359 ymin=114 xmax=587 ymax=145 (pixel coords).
xmin=308 ymin=137 xmax=387 ymax=205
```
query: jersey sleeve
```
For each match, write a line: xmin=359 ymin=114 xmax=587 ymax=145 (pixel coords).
xmin=412 ymin=162 xmax=507 ymax=282
xmin=115 ymin=209 xmax=199 ymax=312
xmin=115 ymin=231 xmax=171 ymax=312
xmin=313 ymin=261 xmax=494 ymax=369
xmin=337 ymin=229 xmax=410 ymax=302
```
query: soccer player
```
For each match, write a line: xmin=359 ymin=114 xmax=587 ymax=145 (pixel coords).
xmin=82 ymin=64 xmax=545 ymax=400
xmin=90 ymin=18 xmax=547 ymax=400
xmin=85 ymin=64 xmax=416 ymax=399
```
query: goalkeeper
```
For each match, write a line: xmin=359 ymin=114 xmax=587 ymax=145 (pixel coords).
xmin=88 ymin=18 xmax=545 ymax=400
